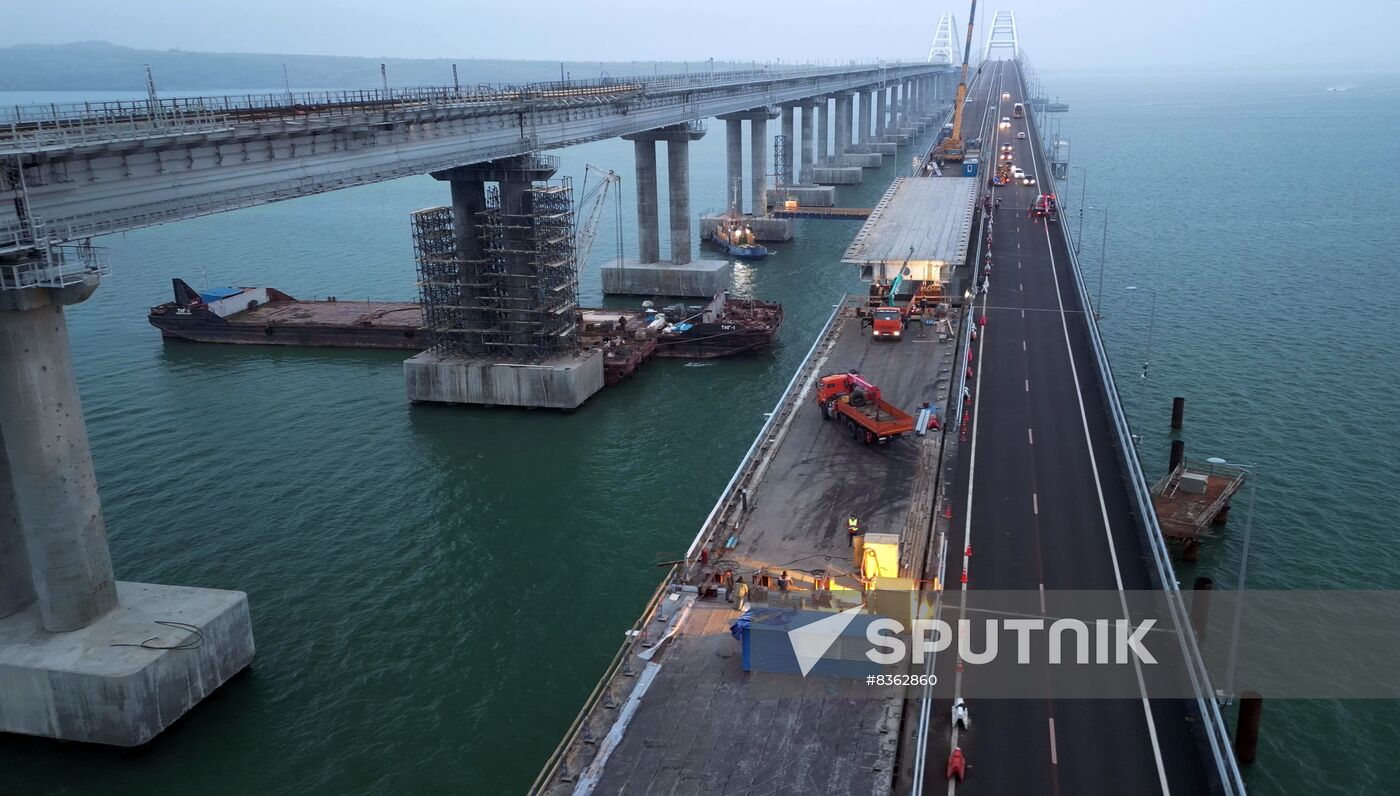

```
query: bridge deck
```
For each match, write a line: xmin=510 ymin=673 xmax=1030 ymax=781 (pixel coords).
xmin=545 ymin=306 xmax=958 ymax=794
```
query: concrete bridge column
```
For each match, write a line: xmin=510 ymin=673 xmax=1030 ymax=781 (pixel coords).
xmin=0 ymin=274 xmax=254 ymax=746
xmin=725 ymin=117 xmax=743 ymax=212
xmin=816 ymin=99 xmax=830 ymax=164
xmin=834 ymin=93 xmax=851 ymax=153
xmin=876 ymin=87 xmax=888 ymax=139
xmin=631 ymin=139 xmax=661 ymax=264
xmin=667 ymin=136 xmax=692 ymax=265
xmin=0 ymin=289 xmax=116 ymax=632
xmin=857 ymin=91 xmax=870 ymax=145
xmin=780 ymin=105 xmax=795 ymax=184
xmin=799 ymin=103 xmax=815 ymax=183
xmin=749 ymin=114 xmax=768 ymax=216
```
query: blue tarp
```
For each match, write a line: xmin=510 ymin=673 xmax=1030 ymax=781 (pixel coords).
xmin=673 ymin=322 xmax=694 ymax=333
xmin=199 ymin=287 xmax=242 ymax=302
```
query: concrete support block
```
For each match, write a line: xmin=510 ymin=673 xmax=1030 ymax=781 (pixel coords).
xmin=749 ymin=116 xmax=768 ymax=219
xmin=632 ymin=139 xmax=660 ymax=264
xmin=876 ymin=88 xmax=889 ymax=139
xmin=600 ymin=260 xmax=733 ymax=298
xmin=766 ymin=186 xmax=835 ymax=208
xmin=816 ymin=100 xmax=830 ymax=165
xmin=857 ymin=91 xmax=870 ymax=145
xmin=698 ymin=215 xmax=793 ymax=242
xmin=405 ymin=349 xmax=604 ymax=409
xmin=841 ymin=152 xmax=883 ymax=168
xmin=667 ymin=139 xmax=692 ymax=265
xmin=725 ymin=118 xmax=743 ymax=212
xmin=0 ymin=299 xmax=116 ymax=632
xmin=812 ymin=167 xmax=863 ymax=185
xmin=834 ymin=95 xmax=851 ymax=154
xmin=0 ymin=581 xmax=254 ymax=746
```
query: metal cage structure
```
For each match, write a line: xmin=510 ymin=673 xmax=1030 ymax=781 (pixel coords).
xmin=412 ymin=177 xmax=578 ymax=362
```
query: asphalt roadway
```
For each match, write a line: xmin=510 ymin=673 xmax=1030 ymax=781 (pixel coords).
xmin=921 ymin=60 xmax=1221 ymax=796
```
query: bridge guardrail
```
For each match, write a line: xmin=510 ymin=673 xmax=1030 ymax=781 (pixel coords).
xmin=1025 ymin=69 xmax=1246 ymax=794
xmin=530 ymin=296 xmax=848 ymax=793
xmin=1 ymin=63 xmax=948 ymax=152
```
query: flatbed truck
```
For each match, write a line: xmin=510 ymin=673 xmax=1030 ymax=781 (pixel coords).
xmin=816 ymin=372 xmax=916 ymax=445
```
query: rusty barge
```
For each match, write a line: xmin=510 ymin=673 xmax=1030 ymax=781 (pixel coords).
xmin=148 ymin=278 xmax=782 ymax=385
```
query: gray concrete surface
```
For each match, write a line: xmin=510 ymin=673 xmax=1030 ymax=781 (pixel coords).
xmin=0 ymin=580 xmax=254 ymax=746
xmin=698 ymin=215 xmax=793 ymax=242
xmin=632 ymin=139 xmax=660 ymax=264
xmin=813 ymin=166 xmax=863 ymax=185
xmin=404 ymin=349 xmax=604 ymax=408
xmin=766 ymin=186 xmax=835 ymax=208
xmin=599 ymin=260 xmax=732 ymax=299
xmin=0 ymin=299 xmax=116 ymax=632
xmin=667 ymin=140 xmax=692 ymax=265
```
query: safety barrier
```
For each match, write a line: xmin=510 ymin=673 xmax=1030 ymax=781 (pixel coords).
xmin=1022 ymin=66 xmax=1246 ymax=794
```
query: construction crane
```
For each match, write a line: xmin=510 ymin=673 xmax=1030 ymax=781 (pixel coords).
xmin=575 ymin=165 xmax=622 ymax=270
xmin=938 ymin=0 xmax=979 ymax=163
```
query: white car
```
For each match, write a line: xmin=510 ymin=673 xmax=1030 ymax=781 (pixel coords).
xmin=999 ymin=117 xmax=1011 ymax=129
xmin=1001 ymin=92 xmax=1010 ymax=100
xmin=1017 ymin=131 xmax=1027 ymax=139
xmin=1011 ymin=167 xmax=1025 ymax=179
xmin=1021 ymin=175 xmax=1037 ymax=186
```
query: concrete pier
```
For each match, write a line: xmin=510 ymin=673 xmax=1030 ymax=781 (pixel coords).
xmin=834 ymin=93 xmax=852 ymax=154
xmin=799 ymin=102 xmax=816 ymax=183
xmin=766 ymin=186 xmax=835 ymax=208
xmin=877 ymin=86 xmax=889 ymax=139
xmin=780 ymin=105 xmax=795 ymax=185
xmin=0 ymin=277 xmax=253 ymax=746
xmin=697 ymin=215 xmax=792 ymax=243
xmin=817 ymin=98 xmax=830 ymax=164
xmin=725 ymin=118 xmax=743 ymax=211
xmin=749 ymin=114 xmax=769 ymax=216
xmin=630 ymin=138 xmax=661 ymax=264
xmin=603 ymin=123 xmax=722 ymax=298
xmin=666 ymin=135 xmax=692 ymax=265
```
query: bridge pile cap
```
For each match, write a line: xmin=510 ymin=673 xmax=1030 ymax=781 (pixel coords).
xmin=842 ymin=176 xmax=977 ymax=282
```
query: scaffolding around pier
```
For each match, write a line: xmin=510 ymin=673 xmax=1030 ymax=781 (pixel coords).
xmin=412 ymin=177 xmax=578 ymax=362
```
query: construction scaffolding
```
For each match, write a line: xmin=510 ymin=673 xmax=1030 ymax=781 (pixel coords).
xmin=412 ymin=176 xmax=578 ymax=362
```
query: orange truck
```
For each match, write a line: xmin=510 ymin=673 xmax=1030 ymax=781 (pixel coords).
xmin=870 ymin=282 xmax=944 ymax=340
xmin=816 ymin=372 xmax=916 ymax=445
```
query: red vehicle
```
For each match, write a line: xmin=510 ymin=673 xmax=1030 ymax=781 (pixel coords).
xmin=816 ymin=372 xmax=916 ymax=445
xmin=1029 ymin=193 xmax=1059 ymax=221
xmin=870 ymin=282 xmax=943 ymax=340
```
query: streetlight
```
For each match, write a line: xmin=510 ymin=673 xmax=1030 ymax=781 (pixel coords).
xmin=1206 ymin=458 xmax=1259 ymax=706
xmin=1124 ymin=285 xmax=1156 ymax=428
xmin=1068 ymin=164 xmax=1089 ymax=249
xmin=1083 ymin=206 xmax=1110 ymax=321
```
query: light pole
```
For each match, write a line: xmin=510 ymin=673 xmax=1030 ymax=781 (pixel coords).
xmin=1208 ymin=458 xmax=1258 ymax=704
xmin=1124 ymin=285 xmax=1156 ymax=429
xmin=1078 ymin=206 xmax=1109 ymax=320
xmin=1069 ymin=164 xmax=1088 ymax=250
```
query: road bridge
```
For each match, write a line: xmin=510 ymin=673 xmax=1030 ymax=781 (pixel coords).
xmin=907 ymin=57 xmax=1243 ymax=796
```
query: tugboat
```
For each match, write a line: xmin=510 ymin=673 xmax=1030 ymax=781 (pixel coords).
xmin=710 ymin=215 xmax=768 ymax=259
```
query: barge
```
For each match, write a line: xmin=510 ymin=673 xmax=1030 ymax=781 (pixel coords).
xmin=149 ymin=279 xmax=782 ymax=385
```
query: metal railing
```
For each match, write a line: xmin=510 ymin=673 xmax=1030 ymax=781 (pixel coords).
xmin=1024 ymin=67 xmax=1246 ymax=795
xmin=531 ymin=297 xmax=849 ymax=793
xmin=0 ymin=239 xmax=110 ymax=291
xmin=1 ymin=63 xmax=947 ymax=153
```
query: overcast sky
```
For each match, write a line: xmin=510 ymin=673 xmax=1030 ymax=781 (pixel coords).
xmin=6 ymin=0 xmax=1399 ymax=70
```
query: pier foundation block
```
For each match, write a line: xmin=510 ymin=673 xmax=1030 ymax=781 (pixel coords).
xmin=405 ymin=349 xmax=604 ymax=409
xmin=840 ymin=152 xmax=883 ymax=169
xmin=766 ymin=186 xmax=835 ymax=209
xmin=600 ymin=259 xmax=733 ymax=298
xmin=698 ymin=215 xmax=793 ymax=243
xmin=812 ymin=167 xmax=863 ymax=185
xmin=0 ymin=581 xmax=254 ymax=746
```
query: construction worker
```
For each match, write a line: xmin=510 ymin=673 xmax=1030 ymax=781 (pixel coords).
xmin=847 ymin=515 xmax=861 ymax=548
xmin=734 ymin=577 xmax=750 ymax=612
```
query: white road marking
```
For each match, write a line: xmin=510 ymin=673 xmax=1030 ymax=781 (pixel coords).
xmin=1039 ymin=583 xmax=1047 ymax=612
xmin=1033 ymin=492 xmax=1039 ymax=514
xmin=1025 ymin=378 xmax=1029 ymax=392
xmin=1023 ymin=340 xmax=1027 ymax=351
xmin=1049 ymin=718 xmax=1059 ymax=766
xmin=1028 ymin=427 xmax=1034 ymax=445
xmin=1027 ymin=59 xmax=1171 ymax=792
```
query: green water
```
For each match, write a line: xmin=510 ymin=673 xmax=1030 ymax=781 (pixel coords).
xmin=3 ymin=67 xmax=1398 ymax=794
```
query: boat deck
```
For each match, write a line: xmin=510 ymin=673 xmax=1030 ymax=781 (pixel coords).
xmin=543 ymin=301 xmax=961 ymax=794
xmin=228 ymin=299 xmax=422 ymax=329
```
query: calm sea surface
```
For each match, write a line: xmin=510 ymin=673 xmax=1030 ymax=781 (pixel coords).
xmin=1 ymin=67 xmax=1397 ymax=794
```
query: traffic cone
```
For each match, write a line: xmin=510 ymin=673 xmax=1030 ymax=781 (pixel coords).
xmin=965 ymin=545 xmax=972 ymax=558
xmin=960 ymin=567 xmax=968 ymax=584
xmin=944 ymin=504 xmax=953 ymax=519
